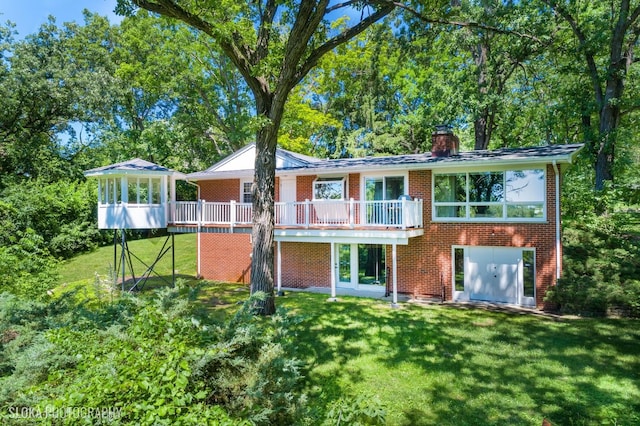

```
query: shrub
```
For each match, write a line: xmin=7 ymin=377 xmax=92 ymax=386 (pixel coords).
xmin=0 ymin=286 xmax=308 ymax=425
xmin=0 ymin=179 xmax=105 ymax=259
xmin=545 ymin=214 xmax=640 ymax=317
xmin=191 ymin=292 xmax=308 ymax=425
xmin=0 ymin=229 xmax=59 ymax=299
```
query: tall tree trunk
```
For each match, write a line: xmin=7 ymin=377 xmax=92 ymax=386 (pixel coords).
xmin=473 ymin=39 xmax=491 ymax=150
xmin=474 ymin=108 xmax=492 ymax=150
xmin=250 ymin=90 xmax=289 ymax=315
xmin=249 ymin=95 xmax=281 ymax=315
xmin=595 ymin=101 xmax=620 ymax=190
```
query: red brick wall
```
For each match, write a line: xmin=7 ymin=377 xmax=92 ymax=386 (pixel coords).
xmin=277 ymin=242 xmax=330 ymax=288
xmin=199 ymin=179 xmax=240 ymax=202
xmin=394 ymin=165 xmax=559 ymax=308
xmin=199 ymin=232 xmax=252 ymax=283
xmin=348 ymin=173 xmax=360 ymax=200
xmin=297 ymin=175 xmax=314 ymax=200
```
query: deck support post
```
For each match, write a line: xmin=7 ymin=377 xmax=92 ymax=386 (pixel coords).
xmin=276 ymin=241 xmax=284 ymax=296
xmin=391 ymin=243 xmax=399 ymax=308
xmin=329 ymin=242 xmax=337 ymax=301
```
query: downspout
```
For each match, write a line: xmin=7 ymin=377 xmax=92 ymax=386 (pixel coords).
xmin=186 ymin=179 xmax=201 ymax=278
xmin=552 ymin=161 xmax=561 ymax=281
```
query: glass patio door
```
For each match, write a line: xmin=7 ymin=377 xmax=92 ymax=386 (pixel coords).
xmin=364 ymin=176 xmax=405 ymax=225
xmin=336 ymin=243 xmax=386 ymax=289
xmin=337 ymin=244 xmax=353 ymax=288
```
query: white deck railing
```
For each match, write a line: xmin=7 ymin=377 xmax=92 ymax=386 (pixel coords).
xmin=171 ymin=198 xmax=423 ymax=229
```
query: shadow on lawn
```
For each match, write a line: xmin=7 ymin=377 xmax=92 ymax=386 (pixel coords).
xmin=282 ymin=293 xmax=640 ymax=426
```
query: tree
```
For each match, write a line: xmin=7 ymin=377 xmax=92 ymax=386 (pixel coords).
xmin=540 ymin=0 xmax=640 ymax=190
xmin=0 ymin=14 xmax=117 ymax=185
xmin=117 ymin=0 xmax=396 ymax=314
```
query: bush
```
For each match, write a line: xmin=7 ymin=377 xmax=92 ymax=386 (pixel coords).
xmin=0 ymin=285 xmax=308 ymax=425
xmin=545 ymin=214 xmax=640 ymax=317
xmin=191 ymin=292 xmax=308 ymax=425
xmin=0 ymin=229 xmax=59 ymax=299
xmin=0 ymin=179 xmax=106 ymax=259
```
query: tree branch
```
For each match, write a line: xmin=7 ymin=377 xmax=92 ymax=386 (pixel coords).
xmin=132 ymin=0 xmax=266 ymax=97
xmin=540 ymin=0 xmax=604 ymax=108
xmin=295 ymin=2 xmax=394 ymax=88
xmin=255 ymin=0 xmax=278 ymax=64
xmin=391 ymin=1 xmax=544 ymax=42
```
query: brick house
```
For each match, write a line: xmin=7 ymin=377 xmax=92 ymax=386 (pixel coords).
xmin=171 ymin=130 xmax=582 ymax=309
xmin=86 ymin=130 xmax=582 ymax=308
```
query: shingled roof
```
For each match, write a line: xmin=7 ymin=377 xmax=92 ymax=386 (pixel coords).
xmin=84 ymin=158 xmax=185 ymax=177
xmin=287 ymin=143 xmax=583 ymax=171
xmin=187 ymin=143 xmax=584 ymax=180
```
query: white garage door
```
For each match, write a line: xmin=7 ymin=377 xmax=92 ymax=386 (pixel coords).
xmin=453 ymin=246 xmax=535 ymax=306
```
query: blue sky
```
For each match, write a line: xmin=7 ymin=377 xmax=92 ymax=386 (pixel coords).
xmin=1 ymin=0 xmax=121 ymax=37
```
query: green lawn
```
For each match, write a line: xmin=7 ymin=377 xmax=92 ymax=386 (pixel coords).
xmin=278 ymin=292 xmax=640 ymax=425
xmin=57 ymin=236 xmax=640 ymax=425
xmin=57 ymin=233 xmax=197 ymax=293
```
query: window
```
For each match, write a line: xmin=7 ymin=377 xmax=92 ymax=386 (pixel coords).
xmin=454 ymin=248 xmax=464 ymax=292
xmin=152 ymin=179 xmax=161 ymax=204
xmin=139 ymin=179 xmax=149 ymax=204
xmin=99 ymin=178 xmax=121 ymax=205
xmin=364 ymin=175 xmax=406 ymax=225
xmin=434 ymin=174 xmax=466 ymax=218
xmin=523 ymin=250 xmax=535 ymax=298
xmin=313 ymin=177 xmax=345 ymax=200
xmin=433 ymin=169 xmax=545 ymax=221
xmin=365 ymin=176 xmax=405 ymax=201
xmin=242 ymin=181 xmax=253 ymax=203
xmin=506 ymin=170 xmax=545 ymax=218
xmin=128 ymin=179 xmax=138 ymax=204
xmin=358 ymin=244 xmax=385 ymax=285
xmin=125 ymin=177 xmax=162 ymax=205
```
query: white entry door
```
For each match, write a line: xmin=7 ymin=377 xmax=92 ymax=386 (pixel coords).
xmin=279 ymin=177 xmax=296 ymax=225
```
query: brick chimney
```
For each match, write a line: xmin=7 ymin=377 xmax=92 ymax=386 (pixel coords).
xmin=431 ymin=124 xmax=459 ymax=157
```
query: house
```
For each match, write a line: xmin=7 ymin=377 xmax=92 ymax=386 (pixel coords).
xmin=166 ymin=128 xmax=583 ymax=309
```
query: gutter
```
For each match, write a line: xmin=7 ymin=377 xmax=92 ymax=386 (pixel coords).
xmin=552 ymin=161 xmax=561 ymax=281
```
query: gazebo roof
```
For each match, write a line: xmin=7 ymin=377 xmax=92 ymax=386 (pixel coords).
xmin=84 ymin=158 xmax=185 ymax=178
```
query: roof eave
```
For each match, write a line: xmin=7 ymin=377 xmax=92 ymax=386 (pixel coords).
xmin=84 ymin=169 xmax=186 ymax=178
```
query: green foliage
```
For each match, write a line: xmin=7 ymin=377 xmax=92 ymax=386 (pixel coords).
xmin=0 ymin=286 xmax=307 ymax=425
xmin=191 ymin=292 xmax=308 ymax=425
xmin=323 ymin=394 xmax=386 ymax=426
xmin=0 ymin=15 xmax=117 ymax=183
xmin=0 ymin=178 xmax=104 ymax=259
xmin=545 ymin=212 xmax=640 ymax=317
xmin=0 ymin=229 xmax=59 ymax=299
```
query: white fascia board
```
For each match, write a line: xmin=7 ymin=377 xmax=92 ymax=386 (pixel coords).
xmin=274 ymin=228 xmax=423 ymax=244
xmin=186 ymin=169 xmax=255 ymax=181
xmin=84 ymin=169 xmax=185 ymax=178
xmin=275 ymin=155 xmax=579 ymax=177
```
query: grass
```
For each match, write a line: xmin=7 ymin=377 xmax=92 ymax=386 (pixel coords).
xmin=278 ymin=293 xmax=640 ymax=425
xmin=56 ymin=235 xmax=640 ymax=425
xmin=56 ymin=233 xmax=197 ymax=294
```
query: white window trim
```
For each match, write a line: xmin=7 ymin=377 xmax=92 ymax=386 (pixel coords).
xmin=240 ymin=179 xmax=253 ymax=204
xmin=313 ymin=176 xmax=347 ymax=200
xmin=360 ymin=172 xmax=409 ymax=201
xmin=433 ymin=168 xmax=547 ymax=223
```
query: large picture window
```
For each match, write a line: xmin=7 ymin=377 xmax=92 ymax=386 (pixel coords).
xmin=434 ymin=169 xmax=545 ymax=221
xmin=313 ymin=177 xmax=346 ymax=200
